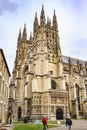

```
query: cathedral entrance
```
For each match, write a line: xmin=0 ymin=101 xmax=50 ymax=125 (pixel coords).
xmin=56 ymin=108 xmax=63 ymax=120
xmin=18 ymin=107 xmax=22 ymax=120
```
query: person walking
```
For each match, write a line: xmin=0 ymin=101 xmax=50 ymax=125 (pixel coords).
xmin=42 ymin=116 xmax=47 ymax=130
xmin=9 ymin=116 xmax=12 ymax=125
xmin=66 ymin=118 xmax=72 ymax=130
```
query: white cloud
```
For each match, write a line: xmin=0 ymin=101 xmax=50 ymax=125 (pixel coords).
xmin=0 ymin=0 xmax=18 ymax=15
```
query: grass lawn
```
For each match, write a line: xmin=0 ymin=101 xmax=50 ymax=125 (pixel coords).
xmin=48 ymin=120 xmax=57 ymax=124
xmin=13 ymin=123 xmax=58 ymax=130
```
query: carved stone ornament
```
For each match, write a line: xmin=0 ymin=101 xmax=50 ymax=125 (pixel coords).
xmin=48 ymin=43 xmax=55 ymax=50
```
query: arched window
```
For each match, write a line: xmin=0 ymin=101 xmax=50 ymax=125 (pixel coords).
xmin=24 ymin=65 xmax=28 ymax=75
xmin=46 ymin=32 xmax=48 ymax=37
xmin=65 ymin=82 xmax=69 ymax=91
xmin=51 ymin=80 xmax=57 ymax=89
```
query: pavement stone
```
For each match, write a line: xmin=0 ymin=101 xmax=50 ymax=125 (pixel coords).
xmin=49 ymin=120 xmax=87 ymax=130
xmin=0 ymin=124 xmax=13 ymax=130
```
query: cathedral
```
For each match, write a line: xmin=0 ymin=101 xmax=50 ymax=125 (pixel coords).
xmin=9 ymin=5 xmax=87 ymax=120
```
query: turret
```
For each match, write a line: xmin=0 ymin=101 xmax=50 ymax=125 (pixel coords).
xmin=40 ymin=5 xmax=46 ymax=27
xmin=68 ymin=57 xmax=71 ymax=66
xmin=29 ymin=32 xmax=33 ymax=44
xmin=52 ymin=10 xmax=58 ymax=31
xmin=77 ymin=59 xmax=80 ymax=71
xmin=17 ymin=29 xmax=21 ymax=46
xmin=22 ymin=24 xmax=27 ymax=41
xmin=80 ymin=64 xmax=83 ymax=75
xmin=33 ymin=12 xmax=39 ymax=33
xmin=68 ymin=57 xmax=72 ymax=73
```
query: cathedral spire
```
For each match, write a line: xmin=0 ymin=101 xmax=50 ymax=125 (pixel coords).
xmin=29 ymin=32 xmax=32 ymax=42
xmin=17 ymin=28 xmax=21 ymax=44
xmin=22 ymin=24 xmax=27 ymax=41
xmin=40 ymin=5 xmax=46 ymax=27
xmin=33 ymin=12 xmax=39 ymax=33
xmin=52 ymin=10 xmax=58 ymax=30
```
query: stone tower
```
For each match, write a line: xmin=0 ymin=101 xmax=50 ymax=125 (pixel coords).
xmin=9 ymin=5 xmax=87 ymax=120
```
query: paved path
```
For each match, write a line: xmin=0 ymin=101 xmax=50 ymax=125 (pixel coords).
xmin=0 ymin=124 xmax=13 ymax=130
xmin=49 ymin=120 xmax=87 ymax=130
xmin=1 ymin=120 xmax=87 ymax=130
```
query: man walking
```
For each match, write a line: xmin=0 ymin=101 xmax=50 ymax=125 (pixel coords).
xmin=66 ymin=118 xmax=72 ymax=130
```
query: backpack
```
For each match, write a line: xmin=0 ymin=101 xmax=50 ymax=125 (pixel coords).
xmin=67 ymin=119 xmax=72 ymax=125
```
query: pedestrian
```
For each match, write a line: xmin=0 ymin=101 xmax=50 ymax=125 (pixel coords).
xmin=66 ymin=118 xmax=72 ymax=130
xmin=42 ymin=116 xmax=48 ymax=130
xmin=9 ymin=116 xmax=12 ymax=125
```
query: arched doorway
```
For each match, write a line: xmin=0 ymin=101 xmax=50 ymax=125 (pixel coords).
xmin=18 ymin=107 xmax=22 ymax=120
xmin=56 ymin=108 xmax=63 ymax=120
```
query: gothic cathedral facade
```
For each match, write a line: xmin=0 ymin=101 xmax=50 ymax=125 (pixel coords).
xmin=9 ymin=5 xmax=87 ymax=120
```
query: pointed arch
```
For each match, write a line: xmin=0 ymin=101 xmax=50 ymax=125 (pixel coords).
xmin=51 ymin=80 xmax=57 ymax=90
xmin=23 ymin=65 xmax=29 ymax=75
xmin=56 ymin=108 xmax=63 ymax=120
xmin=18 ymin=106 xmax=22 ymax=120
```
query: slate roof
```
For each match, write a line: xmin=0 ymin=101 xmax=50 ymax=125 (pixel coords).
xmin=62 ymin=55 xmax=86 ymax=67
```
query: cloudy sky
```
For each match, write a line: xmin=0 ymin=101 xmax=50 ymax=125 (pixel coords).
xmin=0 ymin=0 xmax=87 ymax=73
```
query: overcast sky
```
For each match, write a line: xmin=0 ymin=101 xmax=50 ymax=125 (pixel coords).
xmin=0 ymin=0 xmax=87 ymax=73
